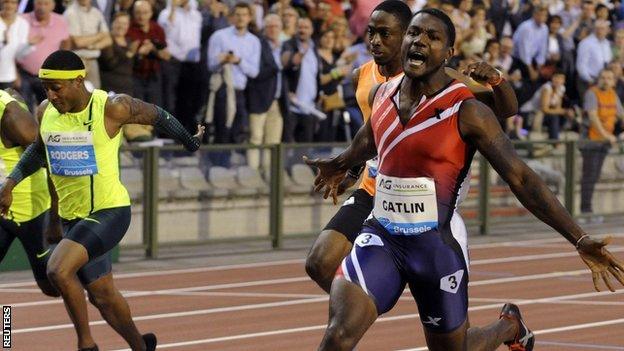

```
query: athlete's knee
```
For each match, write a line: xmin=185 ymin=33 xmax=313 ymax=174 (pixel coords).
xmin=36 ymin=280 xmax=60 ymax=297
xmin=321 ymin=322 xmax=358 ymax=351
xmin=46 ymin=262 xmax=74 ymax=288
xmin=87 ymin=284 xmax=116 ymax=310
xmin=305 ymin=247 xmax=339 ymax=283
xmin=306 ymin=231 xmax=350 ymax=283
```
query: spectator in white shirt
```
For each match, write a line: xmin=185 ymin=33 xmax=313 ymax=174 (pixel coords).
xmin=158 ymin=0 xmax=202 ymax=133
xmin=576 ymin=19 xmax=612 ymax=101
xmin=512 ymin=6 xmax=549 ymax=82
xmin=64 ymin=0 xmax=112 ymax=88
xmin=0 ymin=0 xmax=30 ymax=89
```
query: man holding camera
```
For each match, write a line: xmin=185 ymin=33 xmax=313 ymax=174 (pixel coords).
xmin=207 ymin=2 xmax=261 ymax=163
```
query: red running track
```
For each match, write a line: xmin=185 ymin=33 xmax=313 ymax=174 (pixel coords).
xmin=1 ymin=235 xmax=623 ymax=350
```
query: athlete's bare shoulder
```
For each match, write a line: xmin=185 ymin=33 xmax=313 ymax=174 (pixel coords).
xmin=368 ymin=83 xmax=382 ymax=107
xmin=105 ymin=93 xmax=158 ymax=126
xmin=36 ymin=100 xmax=50 ymax=123
xmin=105 ymin=93 xmax=143 ymax=122
xmin=4 ymin=88 xmax=27 ymax=104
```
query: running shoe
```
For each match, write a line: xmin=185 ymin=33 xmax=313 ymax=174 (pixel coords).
xmin=143 ymin=333 xmax=157 ymax=351
xmin=500 ymin=303 xmax=534 ymax=351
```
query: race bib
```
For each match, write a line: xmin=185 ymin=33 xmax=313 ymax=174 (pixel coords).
xmin=44 ymin=132 xmax=98 ymax=176
xmin=373 ymin=173 xmax=438 ymax=235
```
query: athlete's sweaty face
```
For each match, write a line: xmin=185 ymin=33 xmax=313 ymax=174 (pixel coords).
xmin=41 ymin=79 xmax=81 ymax=113
xmin=401 ymin=14 xmax=453 ymax=79
xmin=367 ymin=11 xmax=404 ymax=66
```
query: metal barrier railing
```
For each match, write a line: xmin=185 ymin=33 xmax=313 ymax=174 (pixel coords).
xmin=122 ymin=139 xmax=624 ymax=258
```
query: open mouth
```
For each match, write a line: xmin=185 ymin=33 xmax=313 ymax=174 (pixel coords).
xmin=407 ymin=51 xmax=427 ymax=67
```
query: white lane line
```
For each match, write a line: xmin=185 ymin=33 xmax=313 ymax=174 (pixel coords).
xmin=536 ymin=341 xmax=624 ymax=350
xmin=12 ymin=281 xmax=622 ymax=336
xmin=151 ymin=291 xmax=325 ymax=299
xmin=396 ymin=318 xmax=624 ymax=351
xmin=469 ymin=269 xmax=587 ymax=285
xmin=5 ymin=265 xmax=593 ymax=309
xmin=0 ymin=258 xmax=307 ymax=288
xmin=535 ymin=318 xmax=624 ymax=335
xmin=470 ymin=247 xmax=624 ymax=266
xmin=12 ymin=297 xmax=328 ymax=334
xmin=7 ymin=277 xmax=311 ymax=308
xmin=4 ymin=233 xmax=622 ymax=288
xmin=471 ymin=297 xmax=624 ymax=306
xmin=469 ymin=233 xmax=624 ymax=249
xmin=0 ymin=288 xmax=46 ymax=293
xmin=108 ymin=289 xmax=624 ymax=351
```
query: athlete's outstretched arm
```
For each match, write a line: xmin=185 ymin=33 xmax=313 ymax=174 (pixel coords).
xmin=104 ymin=94 xmax=204 ymax=152
xmin=459 ymin=99 xmax=624 ymax=292
xmin=305 ymin=118 xmax=377 ymax=204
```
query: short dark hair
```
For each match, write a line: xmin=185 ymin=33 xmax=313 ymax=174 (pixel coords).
xmin=233 ymin=2 xmax=252 ymax=14
xmin=41 ymin=50 xmax=85 ymax=71
xmin=414 ymin=8 xmax=456 ymax=48
xmin=372 ymin=0 xmax=413 ymax=31
xmin=548 ymin=14 xmax=562 ymax=25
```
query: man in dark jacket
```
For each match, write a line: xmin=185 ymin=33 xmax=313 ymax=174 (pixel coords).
xmin=246 ymin=14 xmax=288 ymax=171
xmin=281 ymin=16 xmax=320 ymax=145
xmin=281 ymin=16 xmax=320 ymax=167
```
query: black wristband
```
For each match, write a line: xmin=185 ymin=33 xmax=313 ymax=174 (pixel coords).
xmin=346 ymin=163 xmax=365 ymax=179
xmin=8 ymin=142 xmax=46 ymax=184
xmin=154 ymin=106 xmax=201 ymax=152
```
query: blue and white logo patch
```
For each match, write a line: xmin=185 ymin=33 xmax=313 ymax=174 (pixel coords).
xmin=44 ymin=132 xmax=98 ymax=177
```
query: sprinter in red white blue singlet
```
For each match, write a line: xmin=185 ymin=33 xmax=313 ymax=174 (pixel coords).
xmin=307 ymin=8 xmax=624 ymax=351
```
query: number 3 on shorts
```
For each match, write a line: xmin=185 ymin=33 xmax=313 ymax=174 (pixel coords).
xmin=354 ymin=233 xmax=384 ymax=248
xmin=440 ymin=269 xmax=464 ymax=294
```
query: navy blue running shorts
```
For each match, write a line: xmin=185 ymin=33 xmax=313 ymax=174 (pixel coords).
xmin=337 ymin=214 xmax=470 ymax=333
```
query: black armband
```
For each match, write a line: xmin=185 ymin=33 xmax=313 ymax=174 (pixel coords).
xmin=154 ymin=106 xmax=201 ymax=152
xmin=8 ymin=142 xmax=47 ymax=184
xmin=346 ymin=163 xmax=365 ymax=179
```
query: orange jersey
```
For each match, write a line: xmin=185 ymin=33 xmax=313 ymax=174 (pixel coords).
xmin=588 ymin=87 xmax=619 ymax=141
xmin=355 ymin=60 xmax=403 ymax=195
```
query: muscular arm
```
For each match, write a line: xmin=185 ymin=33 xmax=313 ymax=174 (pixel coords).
xmin=459 ymin=99 xmax=586 ymax=246
xmin=485 ymin=80 xmax=518 ymax=120
xmin=1 ymin=101 xmax=38 ymax=148
xmin=331 ymin=118 xmax=377 ymax=172
xmin=105 ymin=94 xmax=201 ymax=151
xmin=449 ymin=65 xmax=518 ymax=121
xmin=6 ymin=137 xmax=46 ymax=187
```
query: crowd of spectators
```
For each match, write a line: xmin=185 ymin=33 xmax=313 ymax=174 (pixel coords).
xmin=3 ymin=0 xmax=624 ymax=182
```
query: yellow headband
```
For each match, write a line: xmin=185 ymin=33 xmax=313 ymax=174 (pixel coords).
xmin=38 ymin=69 xmax=86 ymax=80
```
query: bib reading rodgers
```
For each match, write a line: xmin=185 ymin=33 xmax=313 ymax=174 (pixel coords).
xmin=43 ymin=132 xmax=98 ymax=176
xmin=373 ymin=174 xmax=438 ymax=235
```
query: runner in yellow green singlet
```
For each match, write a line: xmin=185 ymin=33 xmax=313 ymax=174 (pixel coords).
xmin=0 ymin=88 xmax=59 ymax=297
xmin=0 ymin=50 xmax=204 ymax=351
